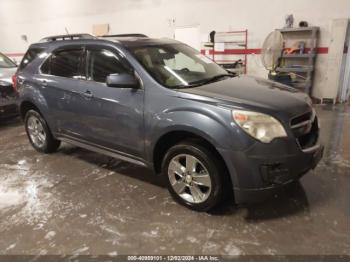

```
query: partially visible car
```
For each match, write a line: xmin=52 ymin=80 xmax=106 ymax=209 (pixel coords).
xmin=0 ymin=52 xmax=18 ymax=119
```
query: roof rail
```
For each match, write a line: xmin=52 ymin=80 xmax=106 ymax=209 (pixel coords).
xmin=101 ymin=34 xmax=148 ymax=38
xmin=40 ymin=34 xmax=96 ymax=42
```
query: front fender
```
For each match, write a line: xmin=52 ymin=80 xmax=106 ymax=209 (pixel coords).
xmin=146 ymin=106 xmax=251 ymax=160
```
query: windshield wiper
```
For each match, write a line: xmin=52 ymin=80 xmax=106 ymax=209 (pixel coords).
xmin=189 ymin=73 xmax=234 ymax=86
xmin=173 ymin=73 xmax=235 ymax=89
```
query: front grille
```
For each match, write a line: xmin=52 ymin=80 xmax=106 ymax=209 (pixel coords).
xmin=291 ymin=111 xmax=312 ymax=127
xmin=297 ymin=117 xmax=319 ymax=150
xmin=290 ymin=110 xmax=319 ymax=151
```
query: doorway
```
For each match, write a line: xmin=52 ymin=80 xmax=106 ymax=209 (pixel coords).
xmin=174 ymin=25 xmax=201 ymax=51
xmin=339 ymin=19 xmax=350 ymax=103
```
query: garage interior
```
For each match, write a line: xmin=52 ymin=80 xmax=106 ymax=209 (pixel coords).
xmin=1 ymin=0 xmax=350 ymax=258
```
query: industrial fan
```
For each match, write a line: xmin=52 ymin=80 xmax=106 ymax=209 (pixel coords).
xmin=261 ymin=30 xmax=296 ymax=85
xmin=261 ymin=30 xmax=284 ymax=74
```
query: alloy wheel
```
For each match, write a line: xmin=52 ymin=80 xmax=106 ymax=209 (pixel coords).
xmin=27 ymin=115 xmax=46 ymax=148
xmin=168 ymin=154 xmax=212 ymax=204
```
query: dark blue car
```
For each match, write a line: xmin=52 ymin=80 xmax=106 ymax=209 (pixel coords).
xmin=16 ymin=34 xmax=323 ymax=211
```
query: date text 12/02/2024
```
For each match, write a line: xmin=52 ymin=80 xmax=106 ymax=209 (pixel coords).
xmin=127 ymin=256 xmax=221 ymax=261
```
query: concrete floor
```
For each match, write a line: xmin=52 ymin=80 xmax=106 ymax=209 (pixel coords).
xmin=0 ymin=105 xmax=349 ymax=256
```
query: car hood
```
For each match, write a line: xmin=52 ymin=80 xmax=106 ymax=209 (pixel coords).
xmin=179 ymin=76 xmax=312 ymax=120
xmin=0 ymin=67 xmax=17 ymax=83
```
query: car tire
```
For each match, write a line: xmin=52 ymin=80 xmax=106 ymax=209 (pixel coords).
xmin=162 ymin=141 xmax=226 ymax=211
xmin=24 ymin=109 xmax=60 ymax=153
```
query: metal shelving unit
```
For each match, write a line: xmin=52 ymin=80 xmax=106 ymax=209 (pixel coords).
xmin=276 ymin=66 xmax=314 ymax=73
xmin=202 ymin=30 xmax=248 ymax=74
xmin=275 ymin=26 xmax=319 ymax=94
xmin=282 ymin=53 xmax=316 ymax=59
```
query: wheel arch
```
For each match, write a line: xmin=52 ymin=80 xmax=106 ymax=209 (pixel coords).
xmin=20 ymin=100 xmax=57 ymax=136
xmin=152 ymin=130 xmax=233 ymax=191
xmin=20 ymin=100 xmax=42 ymax=120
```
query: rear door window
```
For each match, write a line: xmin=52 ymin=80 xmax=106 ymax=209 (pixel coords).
xmin=87 ymin=49 xmax=129 ymax=83
xmin=47 ymin=49 xmax=84 ymax=79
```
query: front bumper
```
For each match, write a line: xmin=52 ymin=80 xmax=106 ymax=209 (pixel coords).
xmin=219 ymin=137 xmax=324 ymax=204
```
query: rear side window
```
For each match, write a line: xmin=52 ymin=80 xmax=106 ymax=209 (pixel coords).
xmin=88 ymin=49 xmax=129 ymax=83
xmin=49 ymin=49 xmax=84 ymax=79
xmin=41 ymin=49 xmax=84 ymax=79
xmin=19 ymin=48 xmax=44 ymax=70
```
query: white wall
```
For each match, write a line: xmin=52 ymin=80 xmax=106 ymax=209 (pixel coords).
xmin=1 ymin=0 xmax=350 ymax=100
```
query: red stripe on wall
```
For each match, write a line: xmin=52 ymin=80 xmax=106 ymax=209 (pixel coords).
xmin=201 ymin=47 xmax=330 ymax=55
xmin=316 ymin=47 xmax=329 ymax=54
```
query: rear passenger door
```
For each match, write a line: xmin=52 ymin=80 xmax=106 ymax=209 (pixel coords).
xmin=80 ymin=46 xmax=145 ymax=158
xmin=39 ymin=47 xmax=88 ymax=136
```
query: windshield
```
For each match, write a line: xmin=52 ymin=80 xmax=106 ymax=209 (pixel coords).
xmin=129 ymin=43 xmax=229 ymax=88
xmin=0 ymin=53 xmax=16 ymax=68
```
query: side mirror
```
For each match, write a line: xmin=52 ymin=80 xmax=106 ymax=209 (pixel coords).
xmin=106 ymin=73 xmax=139 ymax=88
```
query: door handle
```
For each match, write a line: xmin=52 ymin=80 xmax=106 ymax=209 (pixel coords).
xmin=83 ymin=90 xmax=93 ymax=99
xmin=41 ymin=80 xmax=48 ymax=87
xmin=18 ymin=78 xmax=24 ymax=85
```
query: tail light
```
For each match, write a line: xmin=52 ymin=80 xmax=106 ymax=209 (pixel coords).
xmin=12 ymin=75 xmax=17 ymax=91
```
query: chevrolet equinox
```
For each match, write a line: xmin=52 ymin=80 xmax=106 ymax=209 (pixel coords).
xmin=16 ymin=34 xmax=324 ymax=211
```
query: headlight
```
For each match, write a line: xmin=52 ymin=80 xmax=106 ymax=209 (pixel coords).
xmin=232 ymin=110 xmax=287 ymax=143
